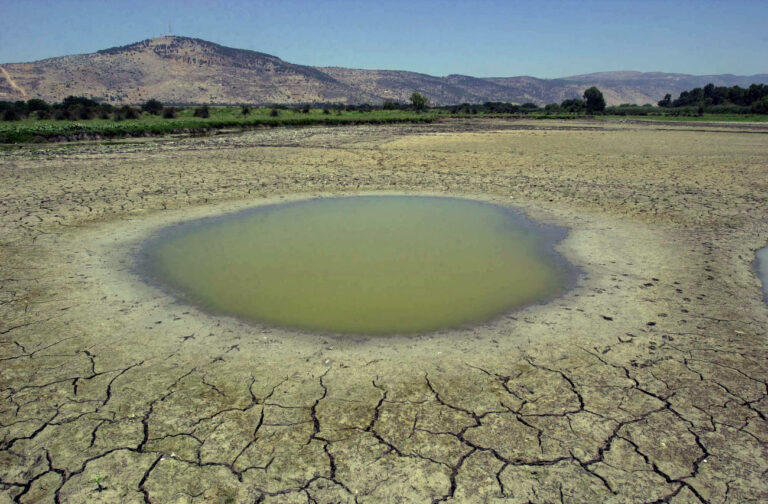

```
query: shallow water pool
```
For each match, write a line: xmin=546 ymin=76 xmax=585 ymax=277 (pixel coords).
xmin=138 ymin=196 xmax=575 ymax=334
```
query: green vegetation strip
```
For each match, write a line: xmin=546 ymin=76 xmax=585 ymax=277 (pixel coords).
xmin=0 ymin=109 xmax=437 ymax=144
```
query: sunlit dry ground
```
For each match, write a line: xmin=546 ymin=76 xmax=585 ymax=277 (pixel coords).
xmin=1 ymin=118 xmax=767 ymax=503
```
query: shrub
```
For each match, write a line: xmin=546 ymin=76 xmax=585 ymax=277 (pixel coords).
xmin=383 ymin=101 xmax=398 ymax=110
xmin=241 ymin=105 xmax=251 ymax=116
xmin=77 ymin=107 xmax=96 ymax=120
xmin=124 ymin=107 xmax=140 ymax=119
xmin=62 ymin=95 xmax=99 ymax=109
xmin=409 ymin=92 xmax=429 ymax=112
xmin=560 ymin=98 xmax=585 ymax=113
xmin=322 ymin=108 xmax=330 ymax=115
xmin=605 ymin=104 xmax=658 ymax=116
xmin=112 ymin=106 xmax=139 ymax=120
xmin=2 ymin=109 xmax=21 ymax=121
xmin=193 ymin=106 xmax=210 ymax=118
xmin=479 ymin=102 xmax=520 ymax=114
xmin=55 ymin=109 xmax=74 ymax=121
xmin=707 ymin=104 xmax=749 ymax=114
xmin=163 ymin=107 xmax=177 ymax=119
xmin=751 ymin=96 xmax=768 ymax=114
xmin=141 ymin=99 xmax=164 ymax=115
xmin=269 ymin=108 xmax=279 ymax=117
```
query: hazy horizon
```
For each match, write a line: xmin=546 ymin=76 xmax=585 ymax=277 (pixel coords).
xmin=2 ymin=0 xmax=767 ymax=78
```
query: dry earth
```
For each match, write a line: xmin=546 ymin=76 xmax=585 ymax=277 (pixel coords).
xmin=1 ymin=118 xmax=768 ymax=503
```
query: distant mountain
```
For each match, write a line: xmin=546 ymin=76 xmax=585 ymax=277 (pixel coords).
xmin=1 ymin=36 xmax=766 ymax=106
xmin=0 ymin=37 xmax=378 ymax=105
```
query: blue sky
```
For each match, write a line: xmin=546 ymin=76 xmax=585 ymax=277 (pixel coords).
xmin=1 ymin=0 xmax=766 ymax=78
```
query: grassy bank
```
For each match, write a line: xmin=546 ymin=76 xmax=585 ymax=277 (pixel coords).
xmin=0 ymin=107 xmax=437 ymax=143
xmin=449 ymin=112 xmax=768 ymax=122
xmin=601 ymin=113 xmax=768 ymax=123
xmin=435 ymin=109 xmax=768 ymax=123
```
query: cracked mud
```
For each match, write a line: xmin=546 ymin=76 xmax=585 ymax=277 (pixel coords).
xmin=1 ymin=118 xmax=768 ymax=503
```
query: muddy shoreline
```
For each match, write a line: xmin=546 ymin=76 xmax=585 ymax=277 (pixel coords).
xmin=2 ymin=118 xmax=767 ymax=502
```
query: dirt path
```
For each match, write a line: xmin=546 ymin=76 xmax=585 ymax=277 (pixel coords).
xmin=1 ymin=119 xmax=767 ymax=503
xmin=0 ymin=65 xmax=26 ymax=98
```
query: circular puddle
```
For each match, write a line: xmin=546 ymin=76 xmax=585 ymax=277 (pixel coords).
xmin=137 ymin=195 xmax=576 ymax=334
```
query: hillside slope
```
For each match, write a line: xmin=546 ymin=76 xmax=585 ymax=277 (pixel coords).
xmin=0 ymin=37 xmax=377 ymax=105
xmin=1 ymin=36 xmax=766 ymax=105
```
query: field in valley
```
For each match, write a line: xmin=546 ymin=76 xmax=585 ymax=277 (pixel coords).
xmin=0 ymin=107 xmax=438 ymax=144
xmin=3 ymin=106 xmax=767 ymax=145
xmin=1 ymin=118 xmax=767 ymax=502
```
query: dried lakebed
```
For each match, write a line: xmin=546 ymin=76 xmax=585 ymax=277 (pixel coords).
xmin=1 ymin=119 xmax=768 ymax=503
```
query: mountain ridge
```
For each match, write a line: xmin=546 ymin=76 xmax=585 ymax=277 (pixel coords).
xmin=1 ymin=36 xmax=766 ymax=106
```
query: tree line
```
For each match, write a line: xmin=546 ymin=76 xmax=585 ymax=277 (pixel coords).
xmin=0 ymin=95 xmax=437 ymax=122
xmin=4 ymin=82 xmax=767 ymax=123
xmin=0 ymin=96 xmax=159 ymax=121
xmin=441 ymin=87 xmax=607 ymax=115
xmin=658 ymin=83 xmax=768 ymax=114
xmin=2 ymin=89 xmax=607 ymax=122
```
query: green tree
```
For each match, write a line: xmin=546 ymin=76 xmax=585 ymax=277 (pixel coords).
xmin=409 ymin=92 xmax=429 ymax=111
xmin=26 ymin=99 xmax=50 ymax=112
xmin=658 ymin=94 xmax=672 ymax=107
xmin=583 ymin=86 xmax=606 ymax=114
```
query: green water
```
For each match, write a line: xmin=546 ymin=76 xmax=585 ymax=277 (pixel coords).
xmin=139 ymin=196 xmax=574 ymax=334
